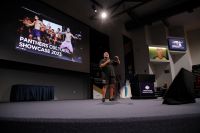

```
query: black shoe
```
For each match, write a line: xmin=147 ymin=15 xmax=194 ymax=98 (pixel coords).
xmin=102 ymin=98 xmax=105 ymax=102
xmin=109 ymin=98 xmax=115 ymax=101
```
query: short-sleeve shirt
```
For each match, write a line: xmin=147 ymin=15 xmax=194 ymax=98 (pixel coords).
xmin=99 ymin=59 xmax=118 ymax=79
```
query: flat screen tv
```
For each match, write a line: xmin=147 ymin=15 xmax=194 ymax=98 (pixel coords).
xmin=167 ymin=37 xmax=186 ymax=51
xmin=0 ymin=0 xmax=90 ymax=73
xmin=149 ymin=46 xmax=169 ymax=61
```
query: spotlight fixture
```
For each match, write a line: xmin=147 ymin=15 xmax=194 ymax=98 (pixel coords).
xmin=100 ymin=11 xmax=107 ymax=19
xmin=92 ymin=4 xmax=97 ymax=13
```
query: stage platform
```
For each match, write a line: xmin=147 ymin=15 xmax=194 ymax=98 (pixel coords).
xmin=0 ymin=98 xmax=200 ymax=133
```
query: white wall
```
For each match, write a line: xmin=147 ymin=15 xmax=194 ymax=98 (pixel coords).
xmin=168 ymin=26 xmax=193 ymax=78
xmin=149 ymin=63 xmax=172 ymax=88
xmin=146 ymin=23 xmax=172 ymax=87
xmin=145 ymin=23 xmax=193 ymax=87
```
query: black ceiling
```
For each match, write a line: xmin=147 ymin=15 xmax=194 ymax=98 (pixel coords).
xmin=90 ymin=0 xmax=200 ymax=31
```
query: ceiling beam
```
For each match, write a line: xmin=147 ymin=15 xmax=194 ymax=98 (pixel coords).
xmin=110 ymin=0 xmax=125 ymax=15
xmin=90 ymin=0 xmax=103 ymax=8
xmin=109 ymin=0 xmax=124 ymax=9
xmin=111 ymin=0 xmax=152 ymax=18
xmin=125 ymin=0 xmax=200 ymax=31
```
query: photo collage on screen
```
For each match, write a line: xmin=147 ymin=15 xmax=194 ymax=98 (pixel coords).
xmin=16 ymin=7 xmax=83 ymax=63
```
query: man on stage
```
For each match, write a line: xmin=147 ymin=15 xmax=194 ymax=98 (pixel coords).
xmin=99 ymin=52 xmax=120 ymax=102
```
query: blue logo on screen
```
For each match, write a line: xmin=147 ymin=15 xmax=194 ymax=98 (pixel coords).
xmin=168 ymin=38 xmax=186 ymax=51
xmin=171 ymin=40 xmax=184 ymax=48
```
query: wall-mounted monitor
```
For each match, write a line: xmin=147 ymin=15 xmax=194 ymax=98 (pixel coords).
xmin=167 ymin=37 xmax=186 ymax=51
xmin=149 ymin=46 xmax=169 ymax=62
xmin=1 ymin=1 xmax=90 ymax=73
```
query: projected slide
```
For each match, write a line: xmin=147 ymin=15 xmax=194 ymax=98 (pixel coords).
xmin=16 ymin=7 xmax=84 ymax=63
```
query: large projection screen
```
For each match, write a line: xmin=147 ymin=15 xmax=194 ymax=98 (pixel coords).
xmin=0 ymin=1 xmax=90 ymax=73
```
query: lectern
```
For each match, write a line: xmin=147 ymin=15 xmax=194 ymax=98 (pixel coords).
xmin=131 ymin=74 xmax=156 ymax=99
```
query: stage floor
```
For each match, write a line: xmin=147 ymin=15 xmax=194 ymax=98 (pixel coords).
xmin=0 ymin=98 xmax=200 ymax=119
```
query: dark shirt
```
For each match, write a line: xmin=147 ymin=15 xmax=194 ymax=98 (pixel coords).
xmin=99 ymin=59 xmax=118 ymax=79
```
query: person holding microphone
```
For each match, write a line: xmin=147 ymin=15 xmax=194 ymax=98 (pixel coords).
xmin=99 ymin=52 xmax=120 ymax=102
